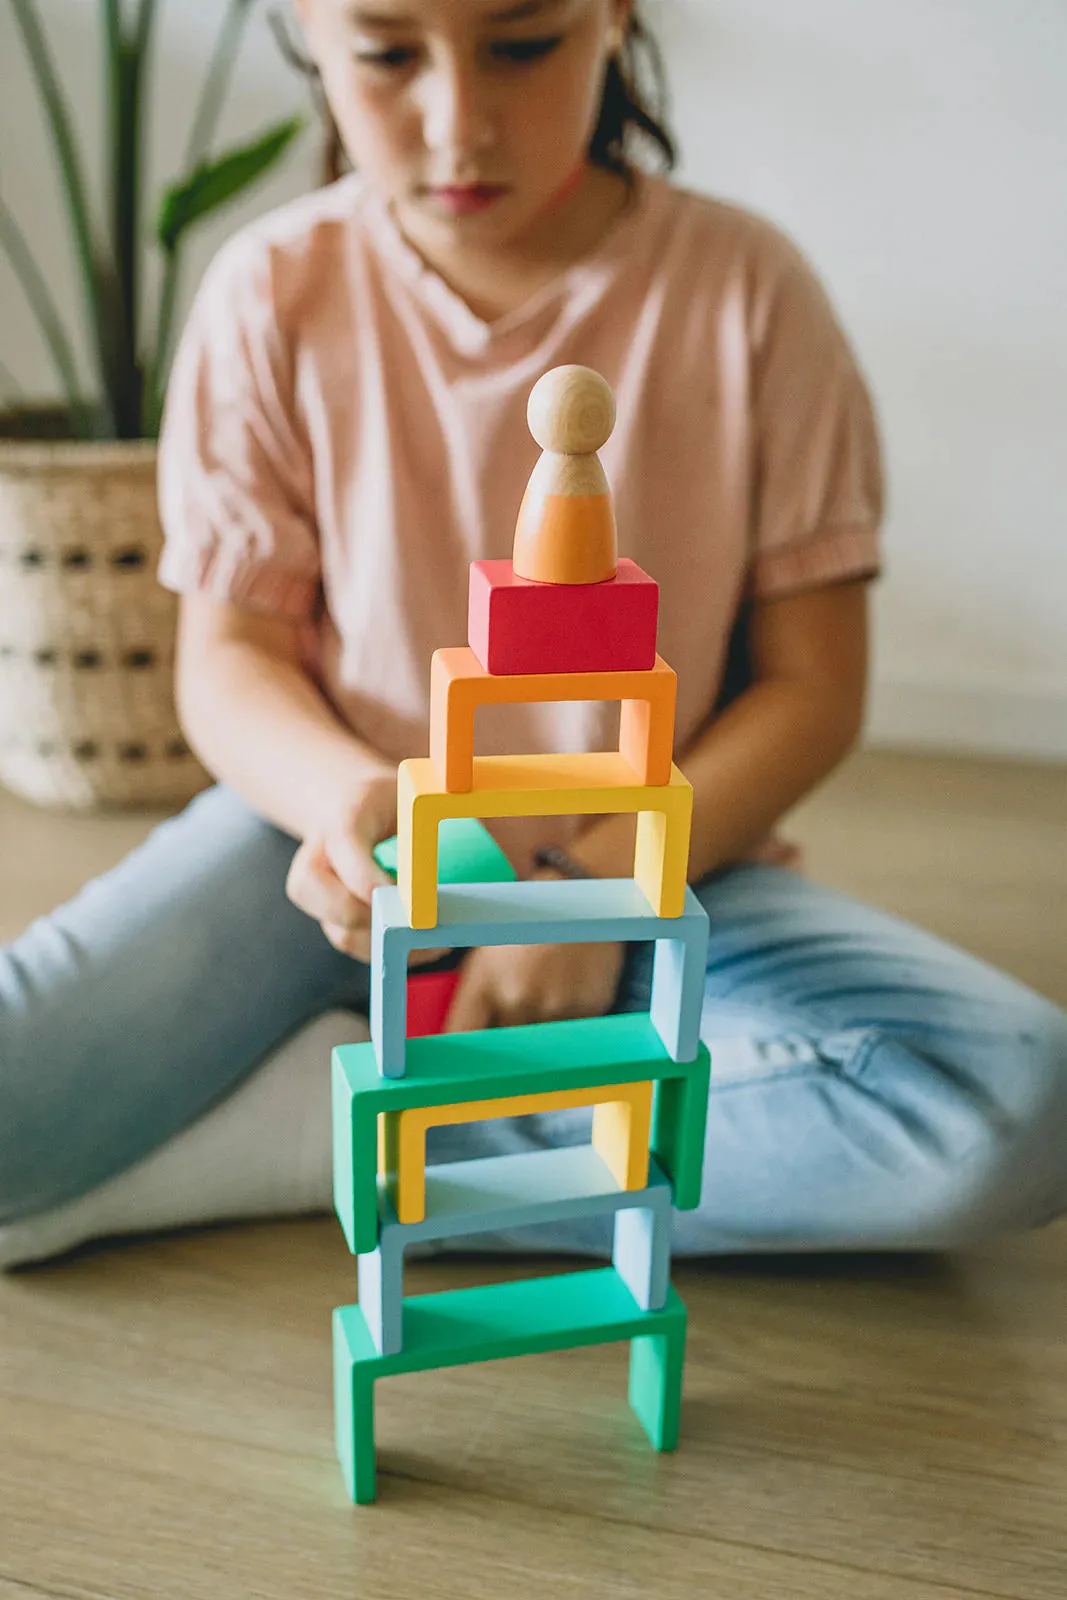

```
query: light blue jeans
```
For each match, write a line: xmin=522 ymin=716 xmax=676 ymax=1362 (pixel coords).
xmin=1 ymin=784 xmax=1064 ymax=1250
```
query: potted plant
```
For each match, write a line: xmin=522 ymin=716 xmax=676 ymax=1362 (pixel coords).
xmin=0 ymin=0 xmax=304 ymax=807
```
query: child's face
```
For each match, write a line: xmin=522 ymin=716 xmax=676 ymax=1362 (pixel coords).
xmin=296 ymin=0 xmax=631 ymax=248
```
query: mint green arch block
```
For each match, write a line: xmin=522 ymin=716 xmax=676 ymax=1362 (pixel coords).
xmin=333 ymin=1267 xmax=687 ymax=1504
xmin=332 ymin=1012 xmax=712 ymax=1255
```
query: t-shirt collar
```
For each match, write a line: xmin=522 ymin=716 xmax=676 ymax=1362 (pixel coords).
xmin=357 ymin=168 xmax=656 ymax=357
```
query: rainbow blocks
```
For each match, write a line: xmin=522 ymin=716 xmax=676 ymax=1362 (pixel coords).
xmin=330 ymin=366 xmax=711 ymax=1504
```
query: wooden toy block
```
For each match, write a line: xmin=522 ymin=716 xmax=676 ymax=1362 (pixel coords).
xmin=333 ymin=1268 xmax=687 ymax=1502
xmin=629 ymin=1313 xmax=686 ymax=1456
xmin=356 ymin=1146 xmax=673 ymax=1356
xmin=512 ymin=366 xmax=618 ymax=585
xmin=404 ymin=967 xmax=462 ymax=1037
xmin=396 ymin=754 xmax=693 ymax=930
xmin=372 ymin=880 xmax=707 ymax=1076
xmin=589 ymin=1095 xmax=642 ymax=1193
xmin=612 ymin=1194 xmax=673 ymax=1314
xmin=378 ymin=1079 xmax=653 ymax=1224
xmin=467 ymin=557 xmax=659 ymax=677
xmin=429 ymin=647 xmax=676 ymax=792
xmin=332 ymin=1012 xmax=711 ymax=1254
xmin=373 ymin=815 xmax=514 ymax=885
xmin=370 ymin=878 xmax=708 ymax=1078
xmin=373 ymin=819 xmax=513 ymax=1045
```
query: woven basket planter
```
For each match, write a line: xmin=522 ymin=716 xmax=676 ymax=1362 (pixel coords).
xmin=0 ymin=435 xmax=210 ymax=809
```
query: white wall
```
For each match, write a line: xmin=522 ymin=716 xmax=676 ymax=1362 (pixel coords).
xmin=657 ymin=0 xmax=1067 ymax=760
xmin=3 ymin=1 xmax=1065 ymax=760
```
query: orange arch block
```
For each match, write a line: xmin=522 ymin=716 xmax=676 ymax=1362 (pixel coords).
xmin=429 ymin=647 xmax=678 ymax=793
xmin=378 ymin=1079 xmax=654 ymax=1225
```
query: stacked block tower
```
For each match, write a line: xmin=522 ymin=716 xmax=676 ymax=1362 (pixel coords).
xmin=331 ymin=366 xmax=712 ymax=1505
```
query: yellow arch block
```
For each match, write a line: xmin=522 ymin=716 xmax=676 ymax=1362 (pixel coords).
xmin=397 ymin=753 xmax=693 ymax=929
xmin=378 ymin=1079 xmax=654 ymax=1225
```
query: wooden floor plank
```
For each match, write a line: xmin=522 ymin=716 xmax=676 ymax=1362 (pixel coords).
xmin=0 ymin=1376 xmax=1023 ymax=1600
xmin=0 ymin=1581 xmax=88 ymax=1600
xmin=1 ymin=1222 xmax=1066 ymax=1598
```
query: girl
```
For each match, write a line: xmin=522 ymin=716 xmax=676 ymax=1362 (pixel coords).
xmin=2 ymin=0 xmax=1064 ymax=1268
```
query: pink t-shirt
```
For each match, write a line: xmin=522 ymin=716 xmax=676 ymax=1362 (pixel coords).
xmin=158 ymin=169 xmax=883 ymax=869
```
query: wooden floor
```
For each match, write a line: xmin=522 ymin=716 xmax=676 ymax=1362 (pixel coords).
xmin=0 ymin=751 xmax=1065 ymax=1599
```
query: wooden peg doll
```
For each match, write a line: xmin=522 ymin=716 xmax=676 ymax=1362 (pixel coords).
xmin=512 ymin=365 xmax=618 ymax=586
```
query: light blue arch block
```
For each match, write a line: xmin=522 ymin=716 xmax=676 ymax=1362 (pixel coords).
xmin=370 ymin=877 xmax=709 ymax=1078
xmin=613 ymin=1201 xmax=672 ymax=1312
xmin=357 ymin=1146 xmax=674 ymax=1356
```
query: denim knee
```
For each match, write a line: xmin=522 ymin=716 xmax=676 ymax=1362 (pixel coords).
xmin=0 ymin=1012 xmax=68 ymax=1221
xmin=946 ymin=1003 xmax=1067 ymax=1235
xmin=0 ymin=992 xmax=115 ymax=1222
xmin=825 ymin=1006 xmax=1067 ymax=1245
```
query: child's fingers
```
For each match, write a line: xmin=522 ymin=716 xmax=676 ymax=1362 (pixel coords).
xmin=442 ymin=967 xmax=495 ymax=1035
xmin=408 ymin=945 xmax=453 ymax=967
xmin=322 ymin=920 xmax=373 ymax=962
xmin=324 ymin=827 xmax=392 ymax=902
xmin=286 ymin=839 xmax=366 ymax=931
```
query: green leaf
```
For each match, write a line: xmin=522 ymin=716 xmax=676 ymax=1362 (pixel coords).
xmin=183 ymin=0 xmax=258 ymax=174
xmin=156 ymin=117 xmax=303 ymax=254
xmin=0 ymin=187 xmax=93 ymax=436
xmin=10 ymin=0 xmax=115 ymax=432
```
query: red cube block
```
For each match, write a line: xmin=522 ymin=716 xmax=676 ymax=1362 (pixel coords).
xmin=467 ymin=558 xmax=659 ymax=676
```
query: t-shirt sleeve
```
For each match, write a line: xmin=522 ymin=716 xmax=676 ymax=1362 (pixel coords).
xmin=156 ymin=233 xmax=321 ymax=619
xmin=747 ymin=227 xmax=884 ymax=599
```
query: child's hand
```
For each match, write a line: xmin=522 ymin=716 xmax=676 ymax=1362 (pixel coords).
xmin=285 ymin=769 xmax=398 ymax=961
xmin=443 ymin=941 xmax=626 ymax=1034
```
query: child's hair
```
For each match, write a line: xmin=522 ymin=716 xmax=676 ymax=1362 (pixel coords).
xmin=271 ymin=5 xmax=677 ymax=185
xmin=594 ymin=8 xmax=677 ymax=177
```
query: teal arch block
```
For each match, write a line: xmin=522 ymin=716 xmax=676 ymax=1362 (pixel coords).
xmin=370 ymin=878 xmax=710 ymax=1078
xmin=333 ymin=1268 xmax=688 ymax=1504
xmin=358 ymin=1146 xmax=673 ymax=1356
xmin=332 ymin=1012 xmax=711 ymax=1255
